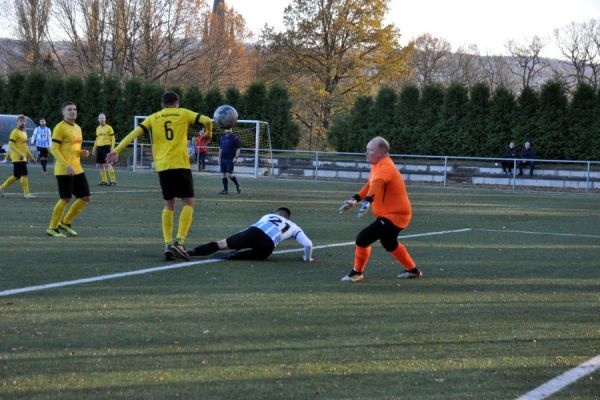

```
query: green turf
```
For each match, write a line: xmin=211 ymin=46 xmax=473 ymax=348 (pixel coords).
xmin=1 ymin=164 xmax=599 ymax=399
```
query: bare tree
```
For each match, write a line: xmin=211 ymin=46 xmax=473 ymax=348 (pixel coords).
xmin=506 ymin=35 xmax=546 ymax=89
xmin=409 ymin=33 xmax=451 ymax=87
xmin=585 ymin=18 xmax=600 ymax=89
xmin=478 ymin=53 xmax=516 ymax=91
xmin=445 ymin=44 xmax=483 ymax=86
xmin=554 ymin=21 xmax=592 ymax=85
xmin=13 ymin=0 xmax=52 ymax=69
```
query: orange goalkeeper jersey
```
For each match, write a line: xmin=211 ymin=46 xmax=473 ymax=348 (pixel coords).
xmin=358 ymin=156 xmax=412 ymax=228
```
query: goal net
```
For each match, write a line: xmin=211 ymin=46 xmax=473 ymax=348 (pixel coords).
xmin=129 ymin=116 xmax=273 ymax=177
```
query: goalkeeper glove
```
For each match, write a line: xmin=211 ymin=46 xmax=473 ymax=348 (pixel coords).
xmin=338 ymin=194 xmax=361 ymax=214
xmin=356 ymin=196 xmax=373 ymax=219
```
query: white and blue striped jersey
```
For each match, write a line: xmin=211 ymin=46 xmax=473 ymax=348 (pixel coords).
xmin=31 ymin=126 xmax=51 ymax=148
xmin=252 ymin=213 xmax=313 ymax=261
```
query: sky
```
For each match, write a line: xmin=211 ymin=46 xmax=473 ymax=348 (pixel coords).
xmin=227 ymin=0 xmax=600 ymax=60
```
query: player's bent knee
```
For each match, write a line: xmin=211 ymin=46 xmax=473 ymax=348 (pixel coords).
xmin=381 ymin=240 xmax=399 ymax=252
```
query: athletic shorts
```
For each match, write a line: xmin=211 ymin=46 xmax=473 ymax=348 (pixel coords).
xmin=37 ymin=147 xmax=49 ymax=158
xmin=356 ymin=217 xmax=403 ymax=252
xmin=158 ymin=168 xmax=194 ymax=200
xmin=96 ymin=145 xmax=111 ymax=164
xmin=57 ymin=173 xmax=91 ymax=199
xmin=226 ymin=226 xmax=275 ymax=255
xmin=13 ymin=161 xmax=28 ymax=178
xmin=220 ymin=158 xmax=235 ymax=174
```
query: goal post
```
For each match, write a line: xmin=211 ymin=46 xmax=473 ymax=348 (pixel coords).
xmin=129 ymin=116 xmax=273 ymax=177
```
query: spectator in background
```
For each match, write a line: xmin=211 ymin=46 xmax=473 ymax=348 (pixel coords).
xmin=31 ymin=118 xmax=52 ymax=174
xmin=501 ymin=141 xmax=518 ymax=175
xmin=194 ymin=126 xmax=210 ymax=171
xmin=518 ymin=141 xmax=536 ymax=176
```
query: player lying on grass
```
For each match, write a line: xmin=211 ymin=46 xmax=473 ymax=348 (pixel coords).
xmin=173 ymin=207 xmax=314 ymax=262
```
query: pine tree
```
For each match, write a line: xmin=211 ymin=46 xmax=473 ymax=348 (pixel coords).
xmin=414 ymin=84 xmax=444 ymax=154
xmin=0 ymin=76 xmax=5 ymax=114
xmin=347 ymin=95 xmax=374 ymax=152
xmin=436 ymin=82 xmax=469 ymax=155
xmin=515 ymin=86 xmax=539 ymax=144
xmin=371 ymin=87 xmax=397 ymax=152
xmin=183 ymin=85 xmax=204 ymax=113
xmin=243 ymin=82 xmax=268 ymax=121
xmin=81 ymin=73 xmax=102 ymax=140
xmin=204 ymin=87 xmax=224 ymax=116
xmin=63 ymin=76 xmax=84 ymax=110
xmin=41 ymin=75 xmax=64 ymax=126
xmin=567 ymin=83 xmax=596 ymax=160
xmin=224 ymin=86 xmax=242 ymax=116
xmin=537 ymin=80 xmax=568 ymax=159
xmin=101 ymin=76 xmax=124 ymax=135
xmin=267 ymin=83 xmax=300 ymax=149
xmin=4 ymin=72 xmax=26 ymax=114
xmin=488 ymin=86 xmax=517 ymax=156
xmin=465 ymin=82 xmax=491 ymax=156
xmin=18 ymin=71 xmax=46 ymax=119
xmin=394 ymin=84 xmax=419 ymax=154
xmin=328 ymin=110 xmax=352 ymax=151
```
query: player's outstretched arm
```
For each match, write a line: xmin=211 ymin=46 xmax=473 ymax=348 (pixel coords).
xmin=338 ymin=194 xmax=361 ymax=214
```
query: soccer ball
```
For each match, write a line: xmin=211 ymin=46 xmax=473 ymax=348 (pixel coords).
xmin=213 ymin=105 xmax=238 ymax=129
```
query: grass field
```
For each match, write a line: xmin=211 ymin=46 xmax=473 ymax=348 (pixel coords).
xmin=1 ymin=164 xmax=599 ymax=399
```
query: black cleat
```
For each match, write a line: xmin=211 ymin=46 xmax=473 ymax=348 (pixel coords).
xmin=169 ymin=241 xmax=191 ymax=261
xmin=164 ymin=244 xmax=176 ymax=261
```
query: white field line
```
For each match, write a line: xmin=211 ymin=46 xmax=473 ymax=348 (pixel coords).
xmin=0 ymin=228 xmax=471 ymax=297
xmin=516 ymin=355 xmax=600 ymax=400
xmin=476 ymin=228 xmax=600 ymax=239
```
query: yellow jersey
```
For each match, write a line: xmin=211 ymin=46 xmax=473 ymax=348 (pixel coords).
xmin=8 ymin=128 xmax=33 ymax=162
xmin=51 ymin=120 xmax=84 ymax=176
xmin=114 ymin=108 xmax=213 ymax=172
xmin=93 ymin=124 xmax=115 ymax=149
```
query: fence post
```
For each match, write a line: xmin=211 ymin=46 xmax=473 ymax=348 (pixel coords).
xmin=586 ymin=161 xmax=591 ymax=192
xmin=315 ymin=150 xmax=319 ymax=180
xmin=512 ymin=159 xmax=517 ymax=191
xmin=443 ymin=156 xmax=448 ymax=187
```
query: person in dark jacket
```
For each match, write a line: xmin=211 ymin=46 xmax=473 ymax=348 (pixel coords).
xmin=501 ymin=141 xmax=518 ymax=174
xmin=518 ymin=141 xmax=536 ymax=176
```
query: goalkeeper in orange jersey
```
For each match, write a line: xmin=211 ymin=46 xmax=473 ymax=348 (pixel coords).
xmin=338 ymin=136 xmax=421 ymax=282
xmin=106 ymin=91 xmax=213 ymax=261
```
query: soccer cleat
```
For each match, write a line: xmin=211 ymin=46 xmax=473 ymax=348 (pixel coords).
xmin=340 ymin=270 xmax=364 ymax=283
xmin=59 ymin=223 xmax=78 ymax=236
xmin=46 ymin=228 xmax=66 ymax=238
xmin=236 ymin=187 xmax=241 ymax=194
xmin=219 ymin=190 xmax=228 ymax=194
xmin=169 ymin=241 xmax=191 ymax=261
xmin=98 ymin=182 xmax=108 ymax=186
xmin=164 ymin=244 xmax=176 ymax=261
xmin=23 ymin=193 xmax=36 ymax=199
xmin=397 ymin=268 xmax=423 ymax=279
xmin=110 ymin=182 xmax=117 ymax=186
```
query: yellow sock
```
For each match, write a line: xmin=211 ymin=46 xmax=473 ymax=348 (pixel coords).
xmin=63 ymin=198 xmax=88 ymax=225
xmin=176 ymin=205 xmax=194 ymax=244
xmin=20 ymin=176 xmax=30 ymax=195
xmin=1 ymin=175 xmax=17 ymax=189
xmin=100 ymin=170 xmax=107 ymax=183
xmin=49 ymin=199 xmax=68 ymax=229
xmin=108 ymin=167 xmax=116 ymax=183
xmin=162 ymin=209 xmax=174 ymax=245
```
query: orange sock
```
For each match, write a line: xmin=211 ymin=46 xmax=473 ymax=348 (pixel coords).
xmin=390 ymin=243 xmax=416 ymax=270
xmin=353 ymin=245 xmax=371 ymax=273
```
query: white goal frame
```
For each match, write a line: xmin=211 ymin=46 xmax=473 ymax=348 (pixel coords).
xmin=130 ymin=116 xmax=272 ymax=178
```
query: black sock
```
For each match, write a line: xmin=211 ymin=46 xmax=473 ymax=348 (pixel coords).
xmin=230 ymin=176 xmax=239 ymax=189
xmin=222 ymin=178 xmax=228 ymax=191
xmin=189 ymin=241 xmax=219 ymax=256
xmin=348 ymin=269 xmax=362 ymax=277
xmin=41 ymin=159 xmax=47 ymax=171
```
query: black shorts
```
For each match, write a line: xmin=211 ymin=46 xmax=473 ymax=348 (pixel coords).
xmin=12 ymin=161 xmax=28 ymax=178
xmin=226 ymin=227 xmax=275 ymax=257
xmin=158 ymin=169 xmax=194 ymax=200
xmin=96 ymin=145 xmax=111 ymax=164
xmin=220 ymin=158 xmax=235 ymax=174
xmin=356 ymin=217 xmax=403 ymax=252
xmin=57 ymin=173 xmax=91 ymax=199
xmin=37 ymin=147 xmax=49 ymax=158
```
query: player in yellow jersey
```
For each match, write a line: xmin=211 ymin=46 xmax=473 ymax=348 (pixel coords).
xmin=46 ymin=101 xmax=92 ymax=238
xmin=0 ymin=115 xmax=36 ymax=198
xmin=106 ymin=91 xmax=213 ymax=260
xmin=92 ymin=113 xmax=117 ymax=186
